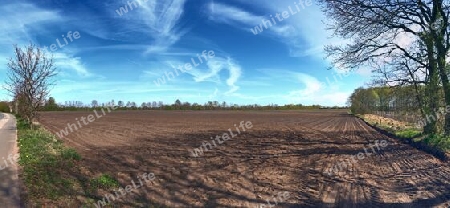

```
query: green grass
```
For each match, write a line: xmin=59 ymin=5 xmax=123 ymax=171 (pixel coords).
xmin=395 ymin=128 xmax=422 ymax=139
xmin=90 ymin=174 xmax=119 ymax=189
xmin=17 ymin=117 xmax=81 ymax=200
xmin=423 ymin=134 xmax=450 ymax=151
xmin=370 ymin=123 xmax=422 ymax=139
xmin=61 ymin=148 xmax=82 ymax=161
xmin=16 ymin=116 xmax=31 ymax=130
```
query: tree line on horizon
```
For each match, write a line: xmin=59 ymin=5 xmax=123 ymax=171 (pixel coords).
xmin=41 ymin=97 xmax=344 ymax=111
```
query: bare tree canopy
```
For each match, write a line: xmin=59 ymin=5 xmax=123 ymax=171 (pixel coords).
xmin=319 ymin=0 xmax=450 ymax=134
xmin=4 ymin=43 xmax=58 ymax=124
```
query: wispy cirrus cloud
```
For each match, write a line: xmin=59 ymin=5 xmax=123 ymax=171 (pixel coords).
xmin=223 ymin=59 xmax=242 ymax=94
xmin=0 ymin=2 xmax=97 ymax=81
xmin=0 ymin=2 xmax=62 ymax=44
xmin=187 ymin=57 xmax=242 ymax=95
xmin=207 ymin=2 xmax=262 ymax=26
xmin=206 ymin=3 xmax=304 ymax=54
xmin=114 ymin=0 xmax=188 ymax=54
xmin=206 ymin=1 xmax=340 ymax=59
xmin=52 ymin=53 xmax=96 ymax=78
xmin=139 ymin=54 xmax=242 ymax=95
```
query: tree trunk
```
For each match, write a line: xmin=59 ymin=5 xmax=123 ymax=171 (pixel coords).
xmin=433 ymin=0 xmax=450 ymax=135
xmin=437 ymin=53 xmax=450 ymax=135
xmin=424 ymin=37 xmax=441 ymax=134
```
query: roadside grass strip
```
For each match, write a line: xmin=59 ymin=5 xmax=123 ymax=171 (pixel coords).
xmin=17 ymin=117 xmax=82 ymax=200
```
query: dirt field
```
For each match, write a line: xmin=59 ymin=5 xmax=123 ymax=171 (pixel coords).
xmin=39 ymin=110 xmax=450 ymax=207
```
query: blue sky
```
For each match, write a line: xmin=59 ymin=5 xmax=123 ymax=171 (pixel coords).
xmin=0 ymin=0 xmax=373 ymax=106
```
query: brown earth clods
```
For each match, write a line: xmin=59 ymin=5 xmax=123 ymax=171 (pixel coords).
xmin=38 ymin=110 xmax=450 ymax=207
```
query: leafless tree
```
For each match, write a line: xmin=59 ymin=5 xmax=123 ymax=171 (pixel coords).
xmin=4 ymin=43 xmax=57 ymax=125
xmin=319 ymin=0 xmax=450 ymax=134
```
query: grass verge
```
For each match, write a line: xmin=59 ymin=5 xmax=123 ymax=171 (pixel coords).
xmin=356 ymin=114 xmax=450 ymax=160
xmin=17 ymin=117 xmax=82 ymax=204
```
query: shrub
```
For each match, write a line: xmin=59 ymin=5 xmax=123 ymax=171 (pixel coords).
xmin=0 ymin=101 xmax=10 ymax=113
xmin=395 ymin=129 xmax=422 ymax=139
xmin=423 ymin=134 xmax=450 ymax=151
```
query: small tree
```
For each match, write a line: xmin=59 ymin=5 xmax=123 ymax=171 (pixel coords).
xmin=0 ymin=101 xmax=10 ymax=113
xmin=45 ymin=97 xmax=59 ymax=111
xmin=47 ymin=97 xmax=56 ymax=106
xmin=91 ymin=100 xmax=99 ymax=108
xmin=5 ymin=43 xmax=57 ymax=125
xmin=174 ymin=99 xmax=182 ymax=106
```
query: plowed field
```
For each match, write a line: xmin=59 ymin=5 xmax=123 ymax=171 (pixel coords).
xmin=39 ymin=110 xmax=450 ymax=207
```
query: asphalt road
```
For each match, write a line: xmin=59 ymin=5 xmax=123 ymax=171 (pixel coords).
xmin=0 ymin=113 xmax=20 ymax=208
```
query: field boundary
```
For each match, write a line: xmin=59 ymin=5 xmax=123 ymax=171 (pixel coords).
xmin=355 ymin=115 xmax=450 ymax=162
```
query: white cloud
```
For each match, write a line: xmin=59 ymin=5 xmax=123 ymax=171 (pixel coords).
xmin=186 ymin=57 xmax=242 ymax=95
xmin=225 ymin=58 xmax=242 ymax=94
xmin=138 ymin=54 xmax=242 ymax=95
xmin=0 ymin=2 xmax=99 ymax=104
xmin=0 ymin=3 xmax=95 ymax=81
xmin=114 ymin=0 xmax=188 ymax=54
xmin=0 ymin=3 xmax=62 ymax=44
xmin=208 ymin=88 xmax=219 ymax=99
xmin=193 ymin=59 xmax=224 ymax=82
xmin=53 ymin=53 xmax=94 ymax=77
xmin=207 ymin=2 xmax=262 ymax=26
xmin=295 ymin=73 xmax=323 ymax=96
xmin=285 ymin=73 xmax=351 ymax=106
xmin=287 ymin=90 xmax=350 ymax=106
xmin=206 ymin=2 xmax=333 ymax=58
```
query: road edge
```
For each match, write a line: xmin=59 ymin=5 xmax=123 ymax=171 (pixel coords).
xmin=10 ymin=114 xmax=24 ymax=208
xmin=0 ymin=113 xmax=21 ymax=207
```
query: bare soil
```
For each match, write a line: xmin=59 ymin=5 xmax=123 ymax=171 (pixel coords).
xmin=38 ymin=110 xmax=450 ymax=207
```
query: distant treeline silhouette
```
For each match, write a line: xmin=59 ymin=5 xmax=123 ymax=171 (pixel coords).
xmin=40 ymin=98 xmax=347 ymax=111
